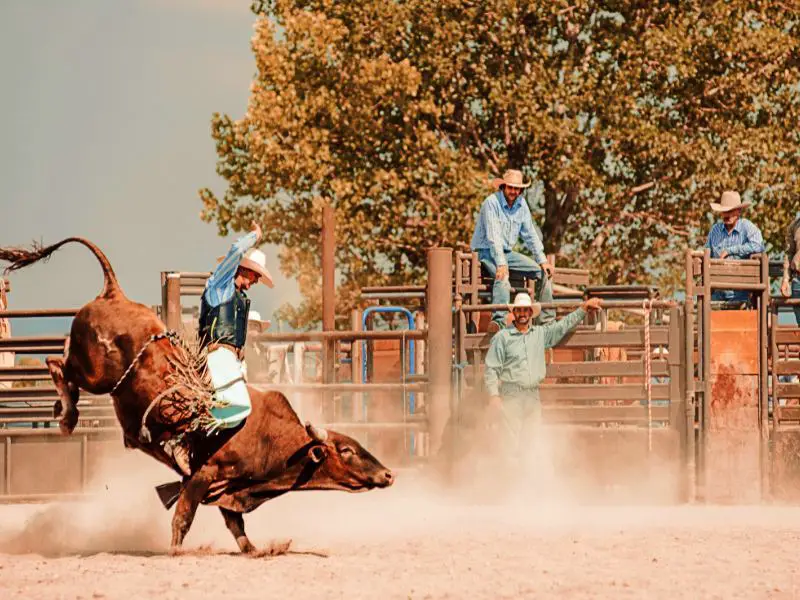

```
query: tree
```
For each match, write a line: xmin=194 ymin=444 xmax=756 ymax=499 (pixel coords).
xmin=201 ymin=0 xmax=800 ymax=326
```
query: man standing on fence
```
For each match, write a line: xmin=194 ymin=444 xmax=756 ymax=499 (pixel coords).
xmin=484 ymin=293 xmax=603 ymax=460
xmin=781 ymin=213 xmax=800 ymax=326
xmin=164 ymin=221 xmax=274 ymax=474
xmin=705 ymin=190 xmax=764 ymax=306
xmin=471 ymin=169 xmax=556 ymax=331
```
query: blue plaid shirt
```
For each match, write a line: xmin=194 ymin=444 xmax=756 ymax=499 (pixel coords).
xmin=470 ymin=191 xmax=546 ymax=267
xmin=203 ymin=232 xmax=258 ymax=307
xmin=705 ymin=218 xmax=764 ymax=259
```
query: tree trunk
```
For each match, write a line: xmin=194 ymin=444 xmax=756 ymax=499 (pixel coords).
xmin=541 ymin=184 xmax=579 ymax=256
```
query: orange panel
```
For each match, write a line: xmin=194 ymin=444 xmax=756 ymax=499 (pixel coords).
xmin=710 ymin=310 xmax=759 ymax=375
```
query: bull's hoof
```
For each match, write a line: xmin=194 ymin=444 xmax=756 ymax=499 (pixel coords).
xmin=59 ymin=409 xmax=79 ymax=435
xmin=237 ymin=537 xmax=256 ymax=555
xmin=252 ymin=539 xmax=292 ymax=557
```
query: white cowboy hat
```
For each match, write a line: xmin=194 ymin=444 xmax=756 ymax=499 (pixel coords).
xmin=247 ymin=310 xmax=271 ymax=333
xmin=509 ymin=292 xmax=542 ymax=318
xmin=217 ymin=248 xmax=274 ymax=288
xmin=492 ymin=169 xmax=531 ymax=190
xmin=710 ymin=190 xmax=750 ymax=213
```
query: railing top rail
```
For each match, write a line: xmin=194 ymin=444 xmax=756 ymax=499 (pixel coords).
xmin=253 ymin=329 xmax=426 ymax=343
xmin=460 ymin=300 xmax=676 ymax=312
xmin=0 ymin=309 xmax=79 ymax=318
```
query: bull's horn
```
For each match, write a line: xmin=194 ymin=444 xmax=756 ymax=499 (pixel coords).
xmin=305 ymin=421 xmax=329 ymax=442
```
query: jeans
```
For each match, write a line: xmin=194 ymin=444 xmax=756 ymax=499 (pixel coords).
xmin=477 ymin=249 xmax=555 ymax=325
xmin=495 ymin=387 xmax=543 ymax=459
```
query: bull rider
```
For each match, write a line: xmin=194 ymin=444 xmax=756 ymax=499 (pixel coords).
xmin=165 ymin=221 xmax=274 ymax=474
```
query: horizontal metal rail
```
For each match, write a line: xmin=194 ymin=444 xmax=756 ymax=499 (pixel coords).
xmin=360 ymin=285 xmax=426 ymax=293
xmin=360 ymin=292 xmax=426 ymax=300
xmin=251 ymin=383 xmax=426 ymax=393
xmin=0 ymin=336 xmax=67 ymax=348
xmin=0 ymin=426 xmax=120 ymax=437
xmin=322 ymin=420 xmax=427 ymax=431
xmin=0 ymin=415 xmax=118 ymax=425
xmin=459 ymin=300 xmax=676 ymax=312
xmin=0 ymin=405 xmax=114 ymax=417
xmin=709 ymin=282 xmax=768 ymax=291
xmin=253 ymin=330 xmax=426 ymax=342
xmin=0 ymin=493 xmax=98 ymax=504
xmin=0 ymin=309 xmax=78 ymax=318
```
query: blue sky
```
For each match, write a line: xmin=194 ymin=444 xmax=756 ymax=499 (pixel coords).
xmin=0 ymin=0 xmax=300 ymax=337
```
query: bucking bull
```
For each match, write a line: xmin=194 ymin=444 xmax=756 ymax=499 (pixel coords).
xmin=0 ymin=238 xmax=394 ymax=553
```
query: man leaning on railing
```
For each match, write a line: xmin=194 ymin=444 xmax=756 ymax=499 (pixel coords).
xmin=704 ymin=190 xmax=764 ymax=308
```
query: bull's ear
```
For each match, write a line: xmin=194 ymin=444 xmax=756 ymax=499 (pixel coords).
xmin=308 ymin=445 xmax=328 ymax=464
xmin=305 ymin=421 xmax=329 ymax=443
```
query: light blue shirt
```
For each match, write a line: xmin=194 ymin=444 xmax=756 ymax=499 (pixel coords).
xmin=484 ymin=308 xmax=586 ymax=396
xmin=203 ymin=232 xmax=258 ymax=307
xmin=471 ymin=191 xmax=547 ymax=267
xmin=705 ymin=218 xmax=764 ymax=259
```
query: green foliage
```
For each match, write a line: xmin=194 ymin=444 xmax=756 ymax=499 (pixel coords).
xmin=201 ymin=0 xmax=800 ymax=327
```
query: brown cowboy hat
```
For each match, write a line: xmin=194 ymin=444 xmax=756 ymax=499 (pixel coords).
xmin=492 ymin=169 xmax=531 ymax=190
xmin=216 ymin=248 xmax=274 ymax=288
xmin=710 ymin=190 xmax=750 ymax=213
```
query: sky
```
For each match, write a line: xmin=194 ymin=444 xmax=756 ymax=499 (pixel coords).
xmin=0 ymin=0 xmax=301 ymax=336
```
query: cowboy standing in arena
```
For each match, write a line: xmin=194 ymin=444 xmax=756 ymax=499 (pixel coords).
xmin=484 ymin=293 xmax=603 ymax=459
xmin=781 ymin=212 xmax=800 ymax=326
xmin=165 ymin=221 xmax=273 ymax=474
xmin=705 ymin=190 xmax=764 ymax=306
xmin=471 ymin=169 xmax=556 ymax=331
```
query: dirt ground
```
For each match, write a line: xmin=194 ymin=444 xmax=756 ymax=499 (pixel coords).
xmin=1 ymin=449 xmax=800 ymax=600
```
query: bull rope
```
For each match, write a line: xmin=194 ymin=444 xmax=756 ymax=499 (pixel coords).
xmin=109 ymin=329 xmax=218 ymax=444
xmin=643 ymin=299 xmax=653 ymax=453
xmin=110 ymin=330 xmax=181 ymax=396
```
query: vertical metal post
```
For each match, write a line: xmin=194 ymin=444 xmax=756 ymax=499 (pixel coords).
xmin=700 ymin=248 xmax=712 ymax=501
xmin=350 ymin=309 xmax=363 ymax=422
xmin=164 ymin=273 xmax=182 ymax=331
xmin=414 ymin=311 xmax=427 ymax=456
xmin=683 ymin=250 xmax=696 ymax=502
xmin=322 ymin=203 xmax=336 ymax=383
xmin=80 ymin=434 xmax=89 ymax=491
xmin=321 ymin=203 xmax=336 ymax=423
xmin=426 ymin=247 xmax=453 ymax=456
xmin=4 ymin=436 xmax=11 ymax=496
xmin=759 ymin=253 xmax=770 ymax=499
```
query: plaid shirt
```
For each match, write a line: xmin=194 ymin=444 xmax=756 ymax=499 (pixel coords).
xmin=203 ymin=232 xmax=258 ymax=307
xmin=704 ymin=218 xmax=764 ymax=259
xmin=470 ymin=191 xmax=547 ymax=267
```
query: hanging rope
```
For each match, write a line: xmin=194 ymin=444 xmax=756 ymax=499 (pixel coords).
xmin=643 ymin=299 xmax=653 ymax=452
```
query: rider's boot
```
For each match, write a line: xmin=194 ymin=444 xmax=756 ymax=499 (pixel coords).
xmin=163 ymin=437 xmax=192 ymax=476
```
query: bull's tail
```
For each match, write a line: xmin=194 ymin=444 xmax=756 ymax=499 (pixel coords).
xmin=0 ymin=237 xmax=121 ymax=297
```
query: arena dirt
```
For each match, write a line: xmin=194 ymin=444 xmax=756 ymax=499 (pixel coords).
xmin=2 ymin=423 xmax=800 ymax=599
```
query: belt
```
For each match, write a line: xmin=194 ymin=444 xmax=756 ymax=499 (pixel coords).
xmin=206 ymin=342 xmax=244 ymax=361
xmin=500 ymin=382 xmax=539 ymax=394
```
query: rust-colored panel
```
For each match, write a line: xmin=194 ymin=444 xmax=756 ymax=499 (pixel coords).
xmin=710 ymin=310 xmax=758 ymax=375
xmin=10 ymin=436 xmax=82 ymax=495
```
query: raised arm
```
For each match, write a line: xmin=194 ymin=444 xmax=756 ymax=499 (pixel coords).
xmin=542 ymin=298 xmax=603 ymax=348
xmin=207 ymin=222 xmax=262 ymax=290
